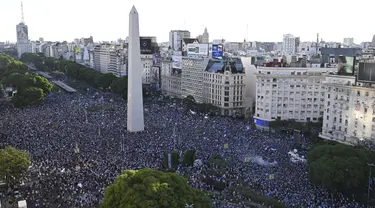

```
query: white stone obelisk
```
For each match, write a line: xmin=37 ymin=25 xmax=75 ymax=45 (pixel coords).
xmin=127 ymin=6 xmax=145 ymax=132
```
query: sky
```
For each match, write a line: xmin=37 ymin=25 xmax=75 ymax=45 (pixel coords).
xmin=0 ymin=0 xmax=374 ymax=43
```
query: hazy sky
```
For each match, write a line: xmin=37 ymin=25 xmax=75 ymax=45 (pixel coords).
xmin=1 ymin=0 xmax=374 ymax=43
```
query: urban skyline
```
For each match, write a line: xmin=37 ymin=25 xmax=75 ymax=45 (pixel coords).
xmin=1 ymin=0 xmax=375 ymax=43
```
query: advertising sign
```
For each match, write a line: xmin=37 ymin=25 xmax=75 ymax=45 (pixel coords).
xmin=187 ymin=44 xmax=209 ymax=56
xmin=358 ymin=62 xmax=375 ymax=83
xmin=172 ymin=55 xmax=182 ymax=69
xmin=140 ymin=37 xmax=152 ymax=54
xmin=337 ymin=56 xmax=355 ymax=76
xmin=212 ymin=44 xmax=223 ymax=59
xmin=153 ymin=53 xmax=160 ymax=67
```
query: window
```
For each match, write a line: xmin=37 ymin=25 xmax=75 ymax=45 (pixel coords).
xmin=224 ymin=103 xmax=229 ymax=107
xmin=224 ymin=91 xmax=229 ymax=96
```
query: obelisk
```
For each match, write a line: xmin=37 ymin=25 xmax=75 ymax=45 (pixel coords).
xmin=127 ymin=6 xmax=144 ymax=132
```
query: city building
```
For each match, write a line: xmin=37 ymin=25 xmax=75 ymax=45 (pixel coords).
xmin=197 ymin=27 xmax=209 ymax=44
xmin=202 ymin=58 xmax=246 ymax=116
xmin=140 ymin=54 xmax=153 ymax=84
xmin=16 ymin=2 xmax=32 ymax=58
xmin=343 ymin=37 xmax=354 ymax=46
xmin=93 ymin=44 xmax=126 ymax=77
xmin=160 ymin=57 xmax=182 ymax=98
xmin=282 ymin=34 xmax=298 ymax=55
xmin=161 ymin=56 xmax=247 ymax=116
xmin=169 ymin=30 xmax=191 ymax=51
xmin=253 ymin=67 xmax=337 ymax=128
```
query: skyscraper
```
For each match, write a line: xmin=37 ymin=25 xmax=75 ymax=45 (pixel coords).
xmin=16 ymin=2 xmax=32 ymax=58
xmin=127 ymin=6 xmax=145 ymax=132
xmin=169 ymin=30 xmax=191 ymax=51
xmin=282 ymin=34 xmax=297 ymax=55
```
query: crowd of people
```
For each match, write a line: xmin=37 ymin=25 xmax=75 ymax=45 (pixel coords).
xmin=0 ymin=87 xmax=371 ymax=208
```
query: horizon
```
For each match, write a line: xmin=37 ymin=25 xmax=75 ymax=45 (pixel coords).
xmin=1 ymin=0 xmax=374 ymax=43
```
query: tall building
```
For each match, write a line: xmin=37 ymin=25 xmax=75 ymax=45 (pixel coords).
xmin=197 ymin=27 xmax=209 ymax=44
xmin=282 ymin=34 xmax=297 ymax=55
xmin=343 ymin=38 xmax=354 ymax=46
xmin=253 ymin=67 xmax=337 ymax=128
xmin=16 ymin=2 xmax=32 ymax=58
xmin=320 ymin=75 xmax=375 ymax=146
xmin=127 ymin=6 xmax=144 ymax=132
xmin=93 ymin=44 xmax=126 ymax=77
xmin=169 ymin=30 xmax=190 ymax=51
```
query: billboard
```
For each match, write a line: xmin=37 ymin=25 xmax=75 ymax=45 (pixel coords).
xmin=140 ymin=37 xmax=152 ymax=54
xmin=337 ymin=56 xmax=355 ymax=76
xmin=358 ymin=62 xmax=375 ymax=83
xmin=153 ymin=53 xmax=160 ymax=67
xmin=187 ymin=44 xmax=209 ymax=56
xmin=212 ymin=44 xmax=223 ymax=59
xmin=172 ymin=55 xmax=182 ymax=69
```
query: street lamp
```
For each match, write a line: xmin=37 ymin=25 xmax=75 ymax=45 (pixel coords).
xmin=368 ymin=163 xmax=375 ymax=207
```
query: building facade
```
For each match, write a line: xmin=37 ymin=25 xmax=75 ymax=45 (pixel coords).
xmin=16 ymin=22 xmax=32 ymax=58
xmin=169 ymin=30 xmax=191 ymax=51
xmin=141 ymin=54 xmax=153 ymax=84
xmin=254 ymin=67 xmax=337 ymax=128
xmin=161 ymin=57 xmax=247 ymax=116
xmin=282 ymin=34 xmax=297 ymax=55
xmin=160 ymin=58 xmax=182 ymax=98
xmin=93 ymin=44 xmax=126 ymax=77
xmin=320 ymin=75 xmax=375 ymax=145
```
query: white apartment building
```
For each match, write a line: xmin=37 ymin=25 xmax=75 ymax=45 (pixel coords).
xmin=161 ymin=56 xmax=247 ymax=116
xmin=140 ymin=54 xmax=153 ymax=84
xmin=169 ymin=30 xmax=191 ymax=51
xmin=343 ymin=37 xmax=354 ymax=46
xmin=181 ymin=57 xmax=209 ymax=103
xmin=203 ymin=59 xmax=246 ymax=116
xmin=282 ymin=34 xmax=297 ymax=55
xmin=254 ymin=67 xmax=337 ymax=128
xmin=320 ymin=75 xmax=375 ymax=145
xmin=93 ymin=44 xmax=126 ymax=77
xmin=161 ymin=58 xmax=182 ymax=98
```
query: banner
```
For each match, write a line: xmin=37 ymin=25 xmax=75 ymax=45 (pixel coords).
xmin=172 ymin=55 xmax=182 ymax=69
xmin=167 ymin=153 xmax=172 ymax=169
xmin=187 ymin=43 xmax=208 ymax=56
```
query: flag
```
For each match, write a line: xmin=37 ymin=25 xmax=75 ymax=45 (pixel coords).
xmin=244 ymin=157 xmax=249 ymax=162
xmin=224 ymin=143 xmax=228 ymax=149
xmin=268 ymin=174 xmax=274 ymax=180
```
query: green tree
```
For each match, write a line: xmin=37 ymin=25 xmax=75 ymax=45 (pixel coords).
xmin=13 ymin=87 xmax=45 ymax=107
xmin=2 ymin=73 xmax=32 ymax=90
xmin=0 ymin=146 xmax=31 ymax=187
xmin=308 ymin=143 xmax=375 ymax=200
xmin=101 ymin=168 xmax=211 ymax=208
xmin=182 ymin=149 xmax=196 ymax=166
xmin=94 ymin=73 xmax=117 ymax=89
xmin=110 ymin=76 xmax=128 ymax=98
xmin=31 ymin=76 xmax=53 ymax=95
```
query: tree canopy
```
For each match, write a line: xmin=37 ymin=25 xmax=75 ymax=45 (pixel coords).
xmin=0 ymin=53 xmax=53 ymax=107
xmin=308 ymin=142 xmax=375 ymax=200
xmin=101 ymin=168 xmax=211 ymax=208
xmin=0 ymin=146 xmax=31 ymax=187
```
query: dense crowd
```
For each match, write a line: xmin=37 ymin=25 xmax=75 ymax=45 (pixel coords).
xmin=0 ymin=88 xmax=371 ymax=208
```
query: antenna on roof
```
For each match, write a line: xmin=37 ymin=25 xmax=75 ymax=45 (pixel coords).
xmin=21 ymin=1 xmax=25 ymax=23
xmin=246 ymin=24 xmax=249 ymax=42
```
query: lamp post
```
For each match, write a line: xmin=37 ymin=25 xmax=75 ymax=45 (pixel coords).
xmin=368 ymin=163 xmax=375 ymax=207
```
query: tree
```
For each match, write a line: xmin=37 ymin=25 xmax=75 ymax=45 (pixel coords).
xmin=94 ymin=73 xmax=117 ymax=89
xmin=101 ymin=168 xmax=211 ymax=208
xmin=1 ymin=73 xmax=28 ymax=89
xmin=13 ymin=87 xmax=45 ymax=107
xmin=0 ymin=146 xmax=31 ymax=187
xmin=31 ymin=76 xmax=53 ymax=95
xmin=110 ymin=77 xmax=128 ymax=98
xmin=182 ymin=149 xmax=196 ymax=166
xmin=308 ymin=143 xmax=375 ymax=200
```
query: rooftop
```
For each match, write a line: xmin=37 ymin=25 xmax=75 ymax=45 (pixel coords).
xmin=205 ymin=58 xmax=244 ymax=74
